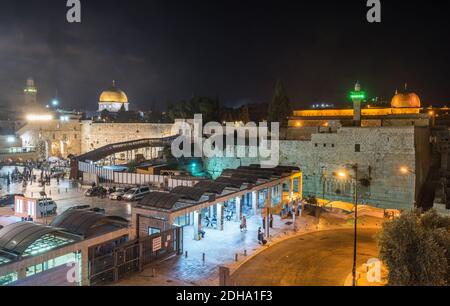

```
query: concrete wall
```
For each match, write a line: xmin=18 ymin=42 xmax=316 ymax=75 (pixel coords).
xmin=80 ymin=121 xmax=175 ymax=154
xmin=204 ymin=126 xmax=429 ymax=210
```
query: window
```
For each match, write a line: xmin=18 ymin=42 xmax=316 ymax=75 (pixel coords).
xmin=332 ymin=144 xmax=335 ymax=148
xmin=315 ymin=143 xmax=318 ymax=147
xmin=323 ymin=144 xmax=327 ymax=148
xmin=148 ymin=227 xmax=160 ymax=235
xmin=355 ymin=144 xmax=361 ymax=152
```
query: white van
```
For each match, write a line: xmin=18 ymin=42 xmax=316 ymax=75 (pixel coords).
xmin=122 ymin=186 xmax=151 ymax=201
xmin=37 ymin=199 xmax=58 ymax=217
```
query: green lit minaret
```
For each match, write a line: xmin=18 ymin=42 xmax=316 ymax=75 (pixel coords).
xmin=350 ymin=81 xmax=366 ymax=126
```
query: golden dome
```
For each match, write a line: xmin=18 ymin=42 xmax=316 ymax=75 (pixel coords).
xmin=99 ymin=81 xmax=128 ymax=104
xmin=391 ymin=92 xmax=421 ymax=108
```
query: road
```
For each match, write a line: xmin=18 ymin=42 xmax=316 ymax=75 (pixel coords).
xmin=231 ymin=228 xmax=379 ymax=286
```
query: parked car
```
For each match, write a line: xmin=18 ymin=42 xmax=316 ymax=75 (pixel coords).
xmin=85 ymin=187 xmax=107 ymax=198
xmin=0 ymin=194 xmax=24 ymax=207
xmin=123 ymin=186 xmax=151 ymax=201
xmin=109 ymin=188 xmax=127 ymax=201
xmin=37 ymin=199 xmax=58 ymax=216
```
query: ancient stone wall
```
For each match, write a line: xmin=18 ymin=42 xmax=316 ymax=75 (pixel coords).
xmin=80 ymin=121 xmax=175 ymax=154
xmin=203 ymin=126 xmax=430 ymax=210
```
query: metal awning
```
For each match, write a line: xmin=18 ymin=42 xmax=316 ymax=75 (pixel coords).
xmin=171 ymin=186 xmax=206 ymax=202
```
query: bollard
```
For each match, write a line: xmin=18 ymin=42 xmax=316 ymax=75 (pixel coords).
xmin=31 ymin=192 xmax=33 ymax=198
xmin=58 ymin=189 xmax=60 ymax=194
xmin=185 ymin=251 xmax=188 ymax=258
xmin=66 ymin=188 xmax=68 ymax=193
xmin=235 ymin=253 xmax=238 ymax=262
xmin=49 ymin=190 xmax=52 ymax=196
xmin=244 ymin=250 xmax=247 ymax=256
xmin=152 ymin=268 xmax=156 ymax=277
xmin=202 ymin=253 xmax=205 ymax=262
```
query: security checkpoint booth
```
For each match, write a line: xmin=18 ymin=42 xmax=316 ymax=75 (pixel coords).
xmin=131 ymin=165 xmax=302 ymax=243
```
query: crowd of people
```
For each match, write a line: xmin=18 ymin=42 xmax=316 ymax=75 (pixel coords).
xmin=0 ymin=160 xmax=69 ymax=191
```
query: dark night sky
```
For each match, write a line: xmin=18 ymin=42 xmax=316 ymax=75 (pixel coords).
xmin=0 ymin=0 xmax=449 ymax=111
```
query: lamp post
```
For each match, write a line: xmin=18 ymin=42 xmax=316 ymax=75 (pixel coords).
xmin=321 ymin=166 xmax=327 ymax=203
xmin=400 ymin=166 xmax=416 ymax=208
xmin=335 ymin=163 xmax=359 ymax=286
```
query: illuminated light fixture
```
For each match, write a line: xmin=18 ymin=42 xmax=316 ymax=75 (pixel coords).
xmin=24 ymin=88 xmax=37 ymax=93
xmin=350 ymin=92 xmax=367 ymax=100
xmin=26 ymin=114 xmax=53 ymax=121
xmin=52 ymin=99 xmax=59 ymax=106
xmin=6 ymin=136 xmax=16 ymax=143
xmin=296 ymin=122 xmax=302 ymax=127
xmin=336 ymin=171 xmax=348 ymax=179
xmin=60 ymin=116 xmax=70 ymax=122
xmin=399 ymin=166 xmax=415 ymax=175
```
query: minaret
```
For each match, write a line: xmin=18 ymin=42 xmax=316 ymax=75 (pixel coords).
xmin=350 ymin=81 xmax=366 ymax=127
xmin=24 ymin=77 xmax=38 ymax=107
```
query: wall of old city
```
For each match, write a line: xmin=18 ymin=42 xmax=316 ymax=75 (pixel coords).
xmin=80 ymin=121 xmax=176 ymax=154
xmin=18 ymin=120 xmax=82 ymax=159
xmin=203 ymin=126 xmax=430 ymax=210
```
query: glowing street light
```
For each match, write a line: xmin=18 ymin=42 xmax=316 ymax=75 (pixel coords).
xmin=335 ymin=164 xmax=359 ymax=286
xmin=52 ymin=99 xmax=59 ymax=107
xmin=400 ymin=167 xmax=415 ymax=175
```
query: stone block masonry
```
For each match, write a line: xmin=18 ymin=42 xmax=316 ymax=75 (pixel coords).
xmin=80 ymin=121 xmax=176 ymax=154
xmin=204 ymin=126 xmax=430 ymax=210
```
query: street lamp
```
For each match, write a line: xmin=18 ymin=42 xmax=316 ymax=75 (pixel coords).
xmin=335 ymin=164 xmax=359 ymax=286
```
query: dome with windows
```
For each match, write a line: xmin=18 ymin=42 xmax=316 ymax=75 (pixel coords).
xmin=98 ymin=81 xmax=130 ymax=112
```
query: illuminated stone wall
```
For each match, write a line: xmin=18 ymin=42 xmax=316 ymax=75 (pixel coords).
xmin=80 ymin=121 xmax=175 ymax=154
xmin=18 ymin=120 xmax=82 ymax=159
xmin=204 ymin=126 xmax=431 ymax=210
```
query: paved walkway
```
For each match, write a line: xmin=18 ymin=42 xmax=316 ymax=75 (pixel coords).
xmin=0 ymin=166 xmax=132 ymax=220
xmin=116 ymin=211 xmax=384 ymax=286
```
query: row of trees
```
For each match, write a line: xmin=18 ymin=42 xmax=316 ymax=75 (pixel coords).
xmin=166 ymin=80 xmax=292 ymax=126
xmin=378 ymin=209 xmax=450 ymax=286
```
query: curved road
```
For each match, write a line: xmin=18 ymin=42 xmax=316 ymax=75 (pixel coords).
xmin=231 ymin=228 xmax=379 ymax=286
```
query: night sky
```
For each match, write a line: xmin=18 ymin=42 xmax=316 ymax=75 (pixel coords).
xmin=0 ymin=0 xmax=449 ymax=111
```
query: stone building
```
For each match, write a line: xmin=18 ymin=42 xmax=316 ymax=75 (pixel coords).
xmin=18 ymin=117 xmax=82 ymax=159
xmin=203 ymin=86 xmax=433 ymax=211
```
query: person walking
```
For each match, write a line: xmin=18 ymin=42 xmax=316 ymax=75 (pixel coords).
xmin=257 ymin=227 xmax=263 ymax=244
xmin=240 ymin=216 xmax=247 ymax=232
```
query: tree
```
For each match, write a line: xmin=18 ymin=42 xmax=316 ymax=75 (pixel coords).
xmin=100 ymin=109 xmax=111 ymax=121
xmin=378 ymin=210 xmax=450 ymax=286
xmin=116 ymin=104 xmax=127 ymax=122
xmin=239 ymin=105 xmax=250 ymax=123
xmin=268 ymin=80 xmax=292 ymax=127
